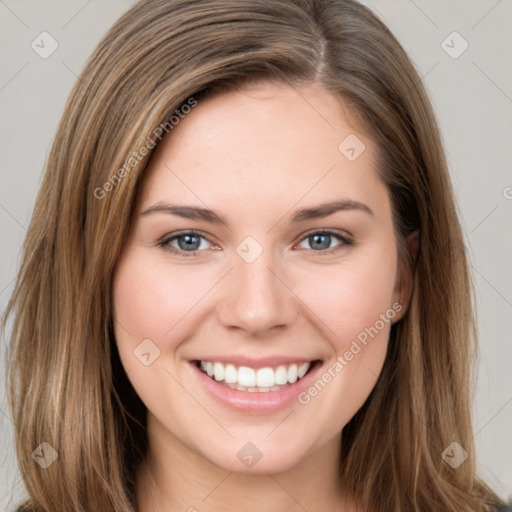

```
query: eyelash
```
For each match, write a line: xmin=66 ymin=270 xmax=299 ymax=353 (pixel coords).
xmin=156 ymin=229 xmax=353 ymax=257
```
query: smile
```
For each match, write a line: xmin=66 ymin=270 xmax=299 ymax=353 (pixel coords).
xmin=197 ymin=360 xmax=312 ymax=392
xmin=190 ymin=356 xmax=323 ymax=413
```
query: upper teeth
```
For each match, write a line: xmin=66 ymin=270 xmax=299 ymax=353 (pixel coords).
xmin=199 ymin=361 xmax=311 ymax=388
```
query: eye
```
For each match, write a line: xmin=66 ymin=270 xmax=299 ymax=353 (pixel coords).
xmin=157 ymin=228 xmax=353 ymax=257
xmin=157 ymin=230 xmax=215 ymax=256
xmin=296 ymin=229 xmax=353 ymax=255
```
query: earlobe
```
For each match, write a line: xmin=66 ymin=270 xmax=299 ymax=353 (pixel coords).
xmin=392 ymin=230 xmax=419 ymax=322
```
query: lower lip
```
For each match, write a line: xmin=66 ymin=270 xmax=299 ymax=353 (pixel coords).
xmin=190 ymin=361 xmax=322 ymax=414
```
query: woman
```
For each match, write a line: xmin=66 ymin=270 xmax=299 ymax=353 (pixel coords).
xmin=3 ymin=0 xmax=510 ymax=511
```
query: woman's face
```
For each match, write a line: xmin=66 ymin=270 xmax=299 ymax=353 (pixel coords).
xmin=113 ymin=82 xmax=409 ymax=474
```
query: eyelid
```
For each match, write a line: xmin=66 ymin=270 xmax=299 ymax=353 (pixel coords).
xmin=298 ymin=227 xmax=353 ymax=242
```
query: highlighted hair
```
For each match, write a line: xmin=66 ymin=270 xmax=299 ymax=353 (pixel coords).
xmin=3 ymin=0 xmax=505 ymax=510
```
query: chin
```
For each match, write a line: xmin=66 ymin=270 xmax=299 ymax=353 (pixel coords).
xmin=197 ymin=435 xmax=316 ymax=476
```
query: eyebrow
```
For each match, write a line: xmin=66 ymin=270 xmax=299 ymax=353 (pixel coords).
xmin=141 ymin=199 xmax=374 ymax=226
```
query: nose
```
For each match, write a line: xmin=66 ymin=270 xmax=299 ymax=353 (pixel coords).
xmin=217 ymin=251 xmax=299 ymax=336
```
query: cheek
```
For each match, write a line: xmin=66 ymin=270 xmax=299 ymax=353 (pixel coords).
xmin=298 ymin=246 xmax=399 ymax=348
xmin=292 ymin=253 xmax=398 ymax=431
xmin=112 ymin=252 xmax=218 ymax=347
xmin=112 ymin=252 xmax=211 ymax=414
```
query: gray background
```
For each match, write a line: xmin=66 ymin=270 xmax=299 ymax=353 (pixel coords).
xmin=1 ymin=0 xmax=511 ymax=509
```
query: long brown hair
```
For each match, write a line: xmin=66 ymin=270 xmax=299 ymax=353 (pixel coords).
xmin=2 ymin=0 xmax=506 ymax=511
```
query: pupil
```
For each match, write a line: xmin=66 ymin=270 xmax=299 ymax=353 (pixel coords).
xmin=179 ymin=235 xmax=200 ymax=251
xmin=311 ymin=234 xmax=330 ymax=250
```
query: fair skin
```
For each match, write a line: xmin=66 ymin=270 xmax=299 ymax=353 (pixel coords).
xmin=113 ymin=81 xmax=414 ymax=512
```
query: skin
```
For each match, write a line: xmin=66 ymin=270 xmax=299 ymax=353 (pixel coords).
xmin=112 ymin=81 xmax=415 ymax=512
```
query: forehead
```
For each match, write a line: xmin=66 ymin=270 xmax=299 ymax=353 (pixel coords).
xmin=136 ymin=82 xmax=387 ymax=220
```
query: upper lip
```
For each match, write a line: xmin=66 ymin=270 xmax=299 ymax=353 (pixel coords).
xmin=192 ymin=356 xmax=321 ymax=369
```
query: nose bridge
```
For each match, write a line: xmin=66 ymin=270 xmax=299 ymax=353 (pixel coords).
xmin=217 ymin=244 xmax=298 ymax=335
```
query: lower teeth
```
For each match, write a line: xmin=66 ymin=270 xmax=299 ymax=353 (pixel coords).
xmin=222 ymin=381 xmax=287 ymax=392
xmin=200 ymin=372 xmax=298 ymax=392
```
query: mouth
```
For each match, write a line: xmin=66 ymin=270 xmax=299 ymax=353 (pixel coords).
xmin=193 ymin=358 xmax=321 ymax=389
xmin=190 ymin=357 xmax=323 ymax=413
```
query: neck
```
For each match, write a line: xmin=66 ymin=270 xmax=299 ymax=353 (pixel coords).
xmin=135 ymin=413 xmax=356 ymax=512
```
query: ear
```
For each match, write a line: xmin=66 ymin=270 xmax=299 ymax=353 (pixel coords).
xmin=392 ymin=230 xmax=419 ymax=322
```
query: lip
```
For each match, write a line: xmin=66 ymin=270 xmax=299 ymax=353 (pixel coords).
xmin=189 ymin=358 xmax=323 ymax=414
